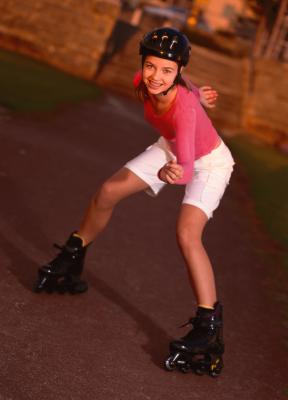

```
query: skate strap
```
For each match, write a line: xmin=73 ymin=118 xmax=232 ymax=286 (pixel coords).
xmin=53 ymin=243 xmax=64 ymax=250
xmin=179 ymin=317 xmax=196 ymax=328
xmin=179 ymin=316 xmax=222 ymax=329
xmin=53 ymin=243 xmax=78 ymax=254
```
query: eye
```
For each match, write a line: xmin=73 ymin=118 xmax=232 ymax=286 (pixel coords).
xmin=163 ymin=69 xmax=173 ymax=74
xmin=145 ymin=63 xmax=153 ymax=69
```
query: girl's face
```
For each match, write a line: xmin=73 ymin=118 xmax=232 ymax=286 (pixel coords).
xmin=142 ymin=55 xmax=179 ymax=95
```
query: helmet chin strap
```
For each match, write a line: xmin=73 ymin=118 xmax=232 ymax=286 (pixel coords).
xmin=160 ymin=83 xmax=175 ymax=96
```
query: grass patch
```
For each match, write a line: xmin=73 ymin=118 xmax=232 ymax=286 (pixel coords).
xmin=0 ymin=49 xmax=101 ymax=112
xmin=228 ymin=135 xmax=288 ymax=271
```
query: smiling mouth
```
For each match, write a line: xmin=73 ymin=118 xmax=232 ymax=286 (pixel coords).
xmin=147 ymin=80 xmax=163 ymax=89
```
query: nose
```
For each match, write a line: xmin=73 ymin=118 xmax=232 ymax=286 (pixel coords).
xmin=151 ymin=69 xmax=161 ymax=81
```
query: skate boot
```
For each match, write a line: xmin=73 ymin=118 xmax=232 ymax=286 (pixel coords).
xmin=34 ymin=233 xmax=88 ymax=294
xmin=165 ymin=302 xmax=224 ymax=377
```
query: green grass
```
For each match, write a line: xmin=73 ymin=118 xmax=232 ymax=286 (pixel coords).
xmin=0 ymin=49 xmax=101 ymax=112
xmin=228 ymin=135 xmax=288 ymax=271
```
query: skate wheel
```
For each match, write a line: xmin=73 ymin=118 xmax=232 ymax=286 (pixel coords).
xmin=194 ymin=368 xmax=205 ymax=376
xmin=194 ymin=363 xmax=207 ymax=376
xmin=33 ymin=274 xmax=49 ymax=293
xmin=192 ymin=354 xmax=209 ymax=376
xmin=34 ymin=275 xmax=56 ymax=293
xmin=210 ymin=370 xmax=220 ymax=377
xmin=164 ymin=355 xmax=177 ymax=371
xmin=57 ymin=277 xmax=88 ymax=294
xmin=56 ymin=284 xmax=67 ymax=294
xmin=69 ymin=281 xmax=88 ymax=294
xmin=180 ymin=365 xmax=190 ymax=374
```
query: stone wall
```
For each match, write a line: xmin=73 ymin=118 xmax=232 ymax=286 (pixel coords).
xmin=184 ymin=45 xmax=244 ymax=133
xmin=97 ymin=25 xmax=288 ymax=148
xmin=0 ymin=0 xmax=120 ymax=79
xmin=243 ymin=59 xmax=288 ymax=146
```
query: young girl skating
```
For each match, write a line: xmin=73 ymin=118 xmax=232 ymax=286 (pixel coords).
xmin=35 ymin=28 xmax=235 ymax=376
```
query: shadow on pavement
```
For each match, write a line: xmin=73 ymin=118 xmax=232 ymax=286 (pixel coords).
xmin=87 ymin=271 xmax=173 ymax=369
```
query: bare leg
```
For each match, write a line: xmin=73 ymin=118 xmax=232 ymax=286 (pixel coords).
xmin=34 ymin=168 xmax=149 ymax=293
xmin=176 ymin=204 xmax=217 ymax=307
xmin=77 ymin=167 xmax=149 ymax=245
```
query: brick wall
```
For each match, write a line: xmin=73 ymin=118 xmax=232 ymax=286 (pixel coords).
xmin=0 ymin=0 xmax=120 ymax=79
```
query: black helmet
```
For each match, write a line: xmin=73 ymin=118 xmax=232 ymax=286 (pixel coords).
xmin=139 ymin=27 xmax=191 ymax=67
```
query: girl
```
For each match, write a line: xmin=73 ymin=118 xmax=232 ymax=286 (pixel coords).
xmin=35 ymin=28 xmax=234 ymax=376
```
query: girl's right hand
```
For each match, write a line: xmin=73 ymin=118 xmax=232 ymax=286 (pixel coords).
xmin=158 ymin=160 xmax=183 ymax=184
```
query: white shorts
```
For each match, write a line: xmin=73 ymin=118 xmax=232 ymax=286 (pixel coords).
xmin=124 ymin=136 xmax=235 ymax=219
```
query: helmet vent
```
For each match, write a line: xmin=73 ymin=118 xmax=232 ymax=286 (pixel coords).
xmin=139 ymin=28 xmax=191 ymax=67
xmin=160 ymin=34 xmax=169 ymax=48
xmin=170 ymin=36 xmax=179 ymax=50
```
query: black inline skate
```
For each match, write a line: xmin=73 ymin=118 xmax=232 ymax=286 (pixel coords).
xmin=34 ymin=233 xmax=88 ymax=294
xmin=165 ymin=302 xmax=224 ymax=377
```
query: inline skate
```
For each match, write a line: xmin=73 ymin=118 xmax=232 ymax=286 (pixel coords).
xmin=165 ymin=302 xmax=224 ymax=377
xmin=34 ymin=233 xmax=88 ymax=294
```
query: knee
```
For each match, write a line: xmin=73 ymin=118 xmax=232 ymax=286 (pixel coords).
xmin=92 ymin=180 xmax=119 ymax=209
xmin=176 ymin=224 xmax=202 ymax=250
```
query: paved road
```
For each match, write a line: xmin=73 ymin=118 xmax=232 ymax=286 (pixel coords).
xmin=0 ymin=93 xmax=287 ymax=400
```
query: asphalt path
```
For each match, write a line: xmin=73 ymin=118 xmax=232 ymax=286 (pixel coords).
xmin=0 ymin=93 xmax=287 ymax=400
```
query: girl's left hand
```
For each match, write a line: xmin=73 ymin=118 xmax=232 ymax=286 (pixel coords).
xmin=199 ymin=86 xmax=218 ymax=109
xmin=158 ymin=160 xmax=183 ymax=184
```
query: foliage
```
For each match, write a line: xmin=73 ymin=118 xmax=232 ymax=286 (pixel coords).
xmin=228 ymin=135 xmax=288 ymax=271
xmin=0 ymin=49 xmax=101 ymax=112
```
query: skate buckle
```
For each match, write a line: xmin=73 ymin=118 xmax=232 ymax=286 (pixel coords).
xmin=210 ymin=358 xmax=220 ymax=371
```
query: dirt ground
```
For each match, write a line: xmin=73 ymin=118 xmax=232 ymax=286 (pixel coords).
xmin=0 ymin=92 xmax=287 ymax=400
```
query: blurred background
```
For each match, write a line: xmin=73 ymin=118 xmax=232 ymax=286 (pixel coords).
xmin=1 ymin=1 xmax=288 ymax=143
xmin=0 ymin=0 xmax=287 ymax=267
xmin=0 ymin=3 xmax=287 ymax=397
